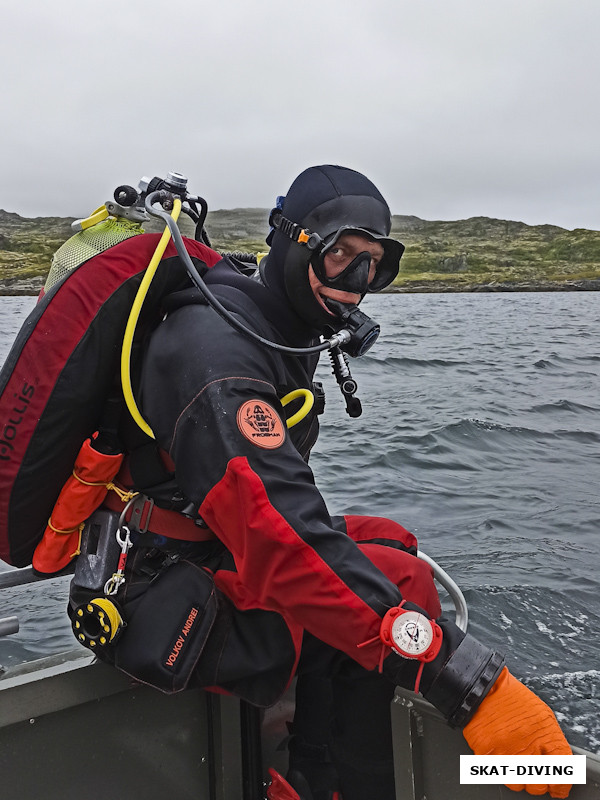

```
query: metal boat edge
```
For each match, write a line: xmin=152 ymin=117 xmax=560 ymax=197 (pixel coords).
xmin=1 ymin=566 xmax=598 ymax=800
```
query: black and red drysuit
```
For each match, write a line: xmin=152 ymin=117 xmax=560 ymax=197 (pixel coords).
xmin=128 ymin=253 xmax=502 ymax=799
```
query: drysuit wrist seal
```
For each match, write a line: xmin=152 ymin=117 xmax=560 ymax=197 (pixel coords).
xmin=424 ymin=634 xmax=505 ymax=728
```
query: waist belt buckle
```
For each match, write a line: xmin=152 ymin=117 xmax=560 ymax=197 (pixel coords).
xmin=128 ymin=494 xmax=155 ymax=534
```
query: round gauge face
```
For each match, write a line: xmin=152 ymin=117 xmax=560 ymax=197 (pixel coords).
xmin=391 ymin=611 xmax=434 ymax=657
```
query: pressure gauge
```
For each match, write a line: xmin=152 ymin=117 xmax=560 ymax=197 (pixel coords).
xmin=380 ymin=607 xmax=443 ymax=662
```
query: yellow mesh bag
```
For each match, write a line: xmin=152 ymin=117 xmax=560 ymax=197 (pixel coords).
xmin=44 ymin=217 xmax=144 ymax=292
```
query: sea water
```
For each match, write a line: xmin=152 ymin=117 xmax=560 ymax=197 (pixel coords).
xmin=0 ymin=292 xmax=598 ymax=752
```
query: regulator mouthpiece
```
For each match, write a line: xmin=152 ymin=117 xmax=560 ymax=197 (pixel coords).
xmin=325 ymin=300 xmax=380 ymax=357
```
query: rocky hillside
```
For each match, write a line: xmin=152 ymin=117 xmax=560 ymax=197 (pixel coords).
xmin=1 ymin=207 xmax=599 ymax=294
xmin=0 ymin=210 xmax=75 ymax=293
xmin=388 ymin=215 xmax=600 ymax=291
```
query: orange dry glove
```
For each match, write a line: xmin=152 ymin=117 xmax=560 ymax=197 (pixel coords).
xmin=464 ymin=667 xmax=572 ymax=798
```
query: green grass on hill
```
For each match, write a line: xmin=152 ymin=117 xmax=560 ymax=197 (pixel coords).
xmin=1 ymin=208 xmax=599 ymax=291
xmin=389 ymin=216 xmax=600 ymax=289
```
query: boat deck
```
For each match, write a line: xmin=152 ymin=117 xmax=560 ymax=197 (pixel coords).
xmin=0 ymin=646 xmax=598 ymax=800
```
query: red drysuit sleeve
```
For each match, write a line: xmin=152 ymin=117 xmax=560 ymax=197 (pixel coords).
xmin=141 ymin=300 xmax=424 ymax=670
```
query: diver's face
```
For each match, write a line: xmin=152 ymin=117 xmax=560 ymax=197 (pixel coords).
xmin=308 ymin=233 xmax=384 ymax=314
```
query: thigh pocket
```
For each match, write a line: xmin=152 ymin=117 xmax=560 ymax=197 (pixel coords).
xmin=114 ymin=559 xmax=218 ymax=693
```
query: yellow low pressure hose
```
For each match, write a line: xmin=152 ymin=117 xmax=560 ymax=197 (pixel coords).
xmin=122 ymin=203 xmax=312 ymax=438
xmin=120 ymin=198 xmax=182 ymax=438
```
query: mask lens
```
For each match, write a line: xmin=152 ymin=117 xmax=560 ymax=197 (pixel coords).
xmin=316 ymin=228 xmax=405 ymax=294
xmin=314 ymin=250 xmax=372 ymax=295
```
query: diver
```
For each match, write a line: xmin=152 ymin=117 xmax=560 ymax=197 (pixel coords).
xmin=73 ymin=165 xmax=571 ymax=800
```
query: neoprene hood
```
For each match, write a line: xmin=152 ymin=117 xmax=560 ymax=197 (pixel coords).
xmin=263 ymin=165 xmax=404 ymax=331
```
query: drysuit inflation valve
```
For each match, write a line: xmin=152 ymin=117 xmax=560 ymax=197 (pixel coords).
xmin=72 ymin=597 xmax=124 ymax=649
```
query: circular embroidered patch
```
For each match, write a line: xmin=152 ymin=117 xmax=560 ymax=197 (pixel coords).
xmin=237 ymin=400 xmax=286 ymax=449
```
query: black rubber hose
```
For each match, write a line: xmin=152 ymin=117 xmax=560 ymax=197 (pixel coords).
xmin=145 ymin=192 xmax=344 ymax=357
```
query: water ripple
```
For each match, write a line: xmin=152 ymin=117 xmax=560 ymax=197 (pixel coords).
xmin=2 ymin=291 xmax=599 ymax=751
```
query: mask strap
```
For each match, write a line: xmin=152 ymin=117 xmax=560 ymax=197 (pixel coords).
xmin=268 ymin=210 xmax=323 ymax=251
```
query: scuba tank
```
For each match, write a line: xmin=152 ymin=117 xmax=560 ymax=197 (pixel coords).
xmin=0 ymin=174 xmax=221 ymax=567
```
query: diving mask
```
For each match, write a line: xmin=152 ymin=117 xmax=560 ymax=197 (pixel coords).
xmin=312 ymin=226 xmax=405 ymax=294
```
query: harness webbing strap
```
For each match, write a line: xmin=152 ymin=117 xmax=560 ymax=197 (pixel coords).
xmin=103 ymin=491 xmax=216 ymax=543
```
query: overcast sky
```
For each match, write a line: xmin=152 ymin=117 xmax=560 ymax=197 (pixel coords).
xmin=2 ymin=1 xmax=599 ymax=230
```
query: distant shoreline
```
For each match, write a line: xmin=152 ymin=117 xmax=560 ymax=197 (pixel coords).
xmin=2 ymin=278 xmax=600 ymax=297
xmin=2 ymin=208 xmax=600 ymax=296
xmin=386 ymin=278 xmax=600 ymax=293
